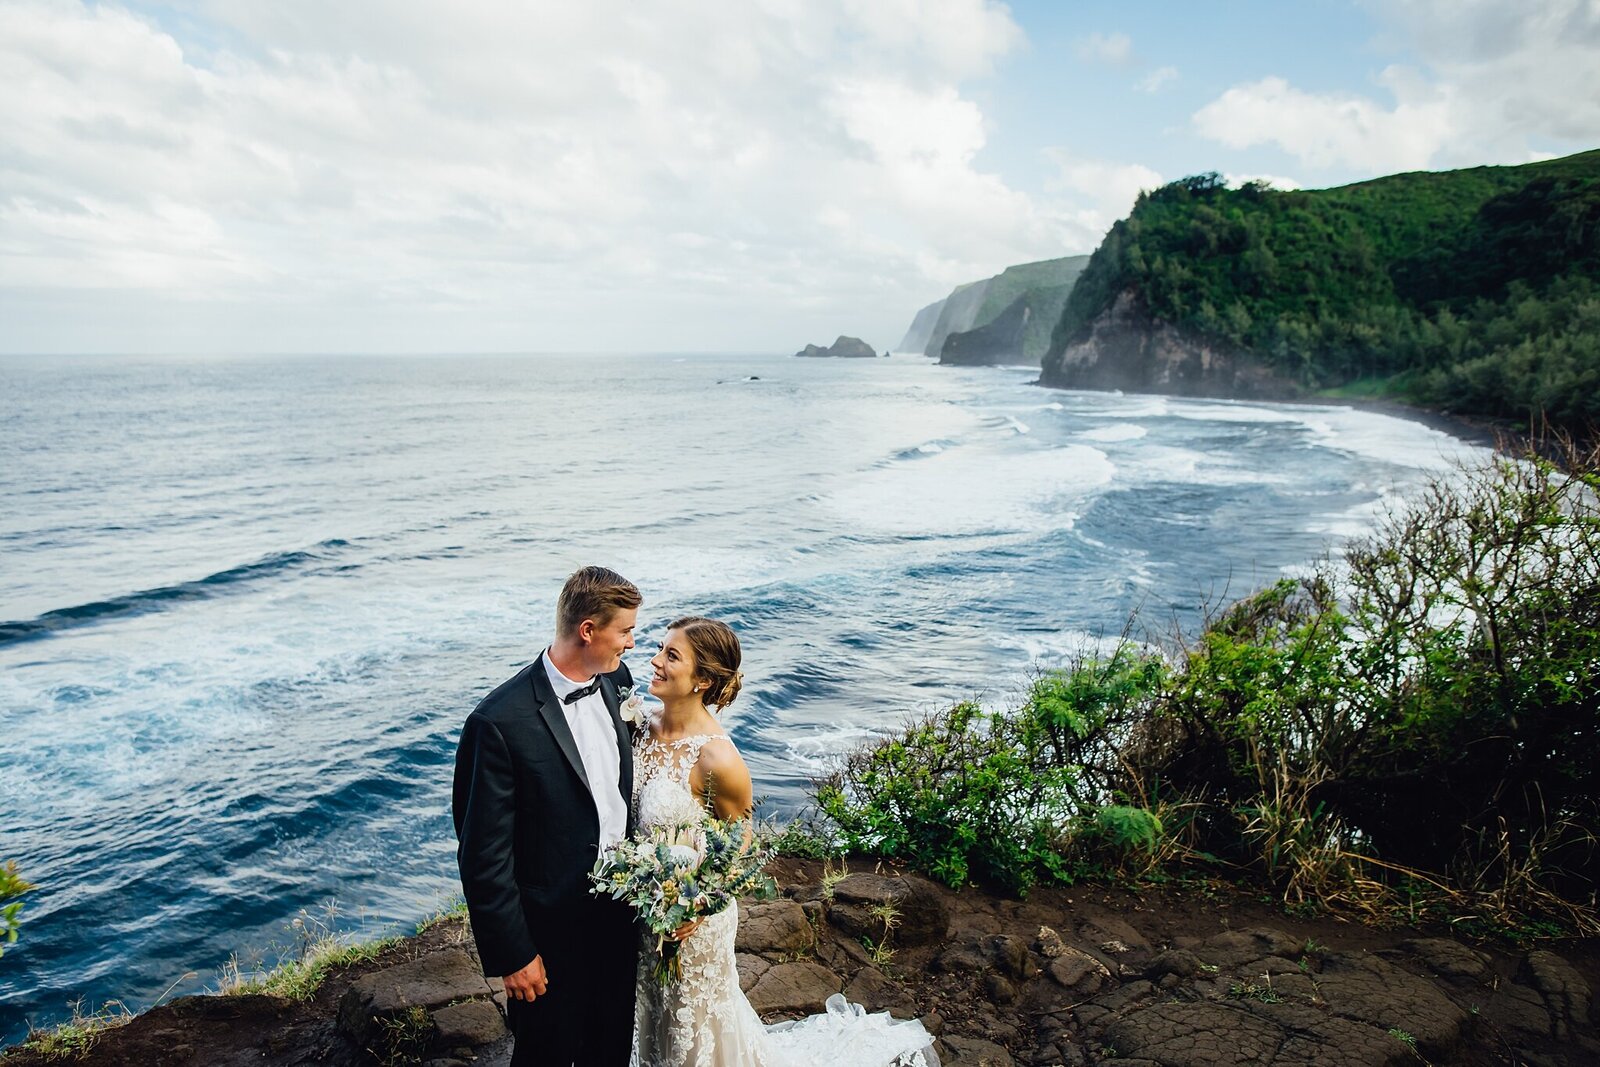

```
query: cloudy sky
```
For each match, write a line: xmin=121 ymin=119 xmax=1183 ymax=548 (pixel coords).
xmin=4 ymin=0 xmax=1599 ymax=355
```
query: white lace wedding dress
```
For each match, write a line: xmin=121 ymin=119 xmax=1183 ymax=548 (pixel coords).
xmin=630 ymin=730 xmax=939 ymax=1067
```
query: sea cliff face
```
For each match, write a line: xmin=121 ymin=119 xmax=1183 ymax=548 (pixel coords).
xmin=938 ymin=295 xmax=1029 ymax=366
xmin=896 ymin=298 xmax=946 ymax=354
xmin=910 ymin=255 xmax=1091 ymax=363
xmin=1040 ymin=289 xmax=1300 ymax=398
xmin=922 ymin=280 xmax=990 ymax=359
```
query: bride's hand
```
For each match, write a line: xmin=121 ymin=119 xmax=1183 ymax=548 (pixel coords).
xmin=669 ymin=918 xmax=703 ymax=942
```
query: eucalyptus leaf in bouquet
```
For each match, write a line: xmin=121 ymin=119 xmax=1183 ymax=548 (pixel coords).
xmin=590 ymin=818 xmax=777 ymax=984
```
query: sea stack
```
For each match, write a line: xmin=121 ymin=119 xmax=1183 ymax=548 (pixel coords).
xmin=794 ymin=335 xmax=877 ymax=358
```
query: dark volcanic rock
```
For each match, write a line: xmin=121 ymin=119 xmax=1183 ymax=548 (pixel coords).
xmin=794 ymin=335 xmax=877 ymax=358
xmin=1521 ymin=949 xmax=1595 ymax=1038
xmin=1048 ymin=947 xmax=1112 ymax=995
xmin=736 ymin=951 xmax=771 ymax=992
xmin=1193 ymin=926 xmax=1302 ymax=968
xmin=984 ymin=934 xmax=1036 ymax=981
xmin=1042 ymin=289 xmax=1299 ymax=398
xmin=736 ymin=900 xmax=815 ymax=957
xmin=1397 ymin=937 xmax=1493 ymax=982
xmin=337 ymin=947 xmax=496 ymax=1045
xmin=430 ymin=999 xmax=506 ymax=1048
xmin=939 ymin=295 xmax=1029 ymax=366
xmin=1103 ymin=1000 xmax=1413 ymax=1066
xmin=1145 ymin=948 xmax=1205 ymax=980
xmin=1312 ymin=952 xmax=1467 ymax=1056
xmin=744 ymin=961 xmax=842 ymax=1018
xmin=940 ymin=1033 xmax=1016 ymax=1066
xmin=845 ymin=965 xmax=918 ymax=1017
xmin=12 ymin=865 xmax=1598 ymax=1067
xmin=937 ymin=938 xmax=993 ymax=976
xmin=829 ymin=873 xmax=950 ymax=946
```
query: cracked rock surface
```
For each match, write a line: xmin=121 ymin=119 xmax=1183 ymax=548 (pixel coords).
xmin=4 ymin=860 xmax=1594 ymax=1067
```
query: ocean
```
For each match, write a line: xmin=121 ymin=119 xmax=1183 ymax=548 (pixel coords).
xmin=0 ymin=351 xmax=1486 ymax=1044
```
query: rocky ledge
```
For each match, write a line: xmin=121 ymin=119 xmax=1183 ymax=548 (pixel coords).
xmin=6 ymin=860 xmax=1595 ymax=1066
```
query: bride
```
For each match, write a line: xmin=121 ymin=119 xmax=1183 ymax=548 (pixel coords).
xmin=632 ymin=616 xmax=938 ymax=1067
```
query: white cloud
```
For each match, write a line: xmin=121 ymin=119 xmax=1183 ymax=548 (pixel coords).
xmin=1372 ymin=0 xmax=1600 ymax=151
xmin=0 ymin=0 xmax=1091 ymax=352
xmin=1076 ymin=31 xmax=1133 ymax=66
xmin=1043 ymin=154 xmax=1162 ymax=237
xmin=838 ymin=0 xmax=1027 ymax=78
xmin=1223 ymin=173 xmax=1303 ymax=192
xmin=1137 ymin=65 xmax=1177 ymax=93
xmin=1192 ymin=73 xmax=1454 ymax=172
xmin=822 ymin=77 xmax=1093 ymax=285
xmin=1194 ymin=1 xmax=1600 ymax=175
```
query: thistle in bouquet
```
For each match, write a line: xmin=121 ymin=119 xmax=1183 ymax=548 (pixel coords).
xmin=590 ymin=817 xmax=777 ymax=985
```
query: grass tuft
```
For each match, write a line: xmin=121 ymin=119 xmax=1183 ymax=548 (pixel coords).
xmin=20 ymin=999 xmax=133 ymax=1060
xmin=219 ymin=902 xmax=400 ymax=1002
xmin=415 ymin=896 xmax=469 ymax=937
xmin=818 ymin=857 xmax=851 ymax=902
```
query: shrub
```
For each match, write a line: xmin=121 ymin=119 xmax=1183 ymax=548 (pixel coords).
xmin=816 ymin=647 xmax=1168 ymax=895
xmin=1336 ymin=443 xmax=1600 ymax=905
xmin=815 ymin=699 xmax=1064 ymax=893
xmin=1140 ymin=440 xmax=1600 ymax=925
xmin=814 ymin=442 xmax=1600 ymax=930
xmin=1142 ymin=576 xmax=1371 ymax=900
xmin=1090 ymin=804 xmax=1164 ymax=854
xmin=1 ymin=860 xmax=31 ymax=959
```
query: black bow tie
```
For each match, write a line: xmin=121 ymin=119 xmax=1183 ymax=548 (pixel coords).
xmin=562 ymin=678 xmax=602 ymax=705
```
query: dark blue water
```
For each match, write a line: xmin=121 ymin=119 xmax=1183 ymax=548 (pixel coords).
xmin=0 ymin=352 xmax=1483 ymax=1045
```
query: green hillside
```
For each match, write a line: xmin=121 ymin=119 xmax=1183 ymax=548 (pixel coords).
xmin=972 ymin=255 xmax=1090 ymax=322
xmin=969 ymin=255 xmax=1089 ymax=362
xmin=1042 ymin=150 xmax=1600 ymax=431
xmin=918 ymin=255 xmax=1090 ymax=362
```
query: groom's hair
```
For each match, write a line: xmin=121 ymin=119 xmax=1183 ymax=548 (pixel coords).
xmin=556 ymin=566 xmax=642 ymax=637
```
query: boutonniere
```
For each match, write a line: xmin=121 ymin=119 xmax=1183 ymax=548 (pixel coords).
xmin=618 ymin=687 xmax=647 ymax=726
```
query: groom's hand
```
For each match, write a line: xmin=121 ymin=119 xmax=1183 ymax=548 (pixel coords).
xmin=503 ymin=955 xmax=548 ymax=1002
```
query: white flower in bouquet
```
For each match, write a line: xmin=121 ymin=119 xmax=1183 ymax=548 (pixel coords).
xmin=665 ymin=823 xmax=705 ymax=864
xmin=618 ymin=686 xmax=648 ymax=725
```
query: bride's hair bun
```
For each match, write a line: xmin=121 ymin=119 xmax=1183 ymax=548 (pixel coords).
xmin=712 ymin=669 xmax=743 ymax=711
xmin=668 ymin=616 xmax=743 ymax=711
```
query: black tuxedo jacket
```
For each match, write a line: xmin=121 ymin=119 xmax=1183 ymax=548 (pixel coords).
xmin=452 ymin=653 xmax=636 ymax=978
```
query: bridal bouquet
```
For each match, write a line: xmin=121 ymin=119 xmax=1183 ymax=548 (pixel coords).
xmin=590 ymin=818 xmax=777 ymax=985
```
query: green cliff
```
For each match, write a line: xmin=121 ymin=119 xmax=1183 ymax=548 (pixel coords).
xmin=910 ymin=255 xmax=1090 ymax=365
xmin=1040 ymin=150 xmax=1600 ymax=431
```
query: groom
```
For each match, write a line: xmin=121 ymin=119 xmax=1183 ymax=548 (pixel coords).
xmin=453 ymin=565 xmax=641 ymax=1066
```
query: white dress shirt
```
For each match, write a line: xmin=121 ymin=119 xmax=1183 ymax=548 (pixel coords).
xmin=542 ymin=650 xmax=628 ymax=857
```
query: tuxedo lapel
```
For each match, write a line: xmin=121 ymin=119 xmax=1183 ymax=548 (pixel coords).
xmin=530 ymin=654 xmax=593 ymax=796
xmin=598 ymin=674 xmax=634 ymax=823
